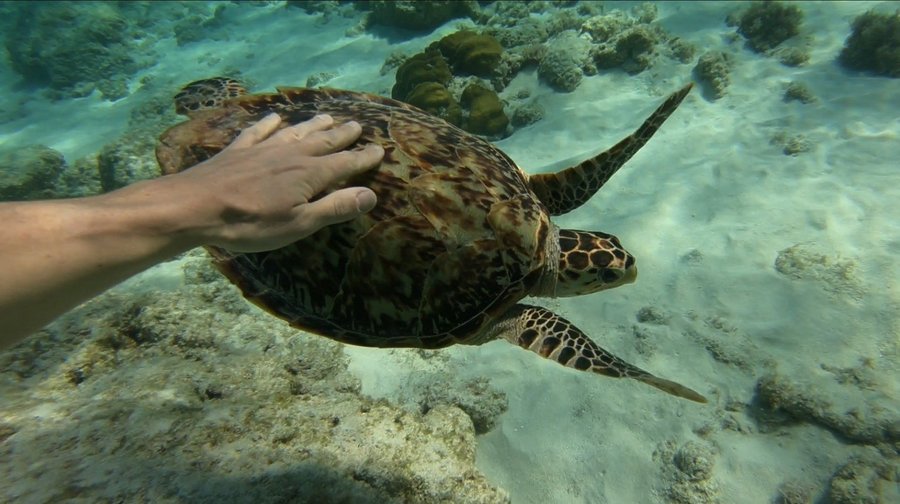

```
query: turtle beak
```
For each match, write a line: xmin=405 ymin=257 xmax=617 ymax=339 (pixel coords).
xmin=623 ymin=265 xmax=637 ymax=284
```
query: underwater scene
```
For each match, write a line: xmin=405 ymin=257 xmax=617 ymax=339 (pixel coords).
xmin=0 ymin=1 xmax=897 ymax=502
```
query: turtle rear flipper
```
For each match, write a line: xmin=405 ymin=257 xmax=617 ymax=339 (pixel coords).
xmin=529 ymin=83 xmax=693 ymax=216
xmin=490 ymin=304 xmax=708 ymax=403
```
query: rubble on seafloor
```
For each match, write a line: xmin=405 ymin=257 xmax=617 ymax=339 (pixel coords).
xmin=0 ymin=251 xmax=510 ymax=503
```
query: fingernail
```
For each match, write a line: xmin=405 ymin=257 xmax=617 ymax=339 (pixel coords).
xmin=316 ymin=114 xmax=332 ymax=122
xmin=355 ymin=189 xmax=377 ymax=213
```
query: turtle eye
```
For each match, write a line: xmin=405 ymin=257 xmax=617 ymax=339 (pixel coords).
xmin=601 ymin=270 xmax=622 ymax=283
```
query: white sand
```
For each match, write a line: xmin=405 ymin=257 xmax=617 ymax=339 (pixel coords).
xmin=2 ymin=1 xmax=897 ymax=502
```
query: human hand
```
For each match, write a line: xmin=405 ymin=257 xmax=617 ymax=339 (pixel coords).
xmin=162 ymin=113 xmax=384 ymax=252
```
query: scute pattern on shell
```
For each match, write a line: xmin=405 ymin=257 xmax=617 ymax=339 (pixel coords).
xmin=157 ymin=87 xmax=551 ymax=348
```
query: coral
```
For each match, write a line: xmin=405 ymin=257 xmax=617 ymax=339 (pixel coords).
xmin=409 ymin=377 xmax=508 ymax=434
xmin=3 ymin=2 xmax=153 ymax=100
xmin=390 ymin=49 xmax=452 ymax=100
xmin=0 ymin=144 xmax=99 ymax=200
xmin=404 ymin=82 xmax=463 ymax=126
xmin=436 ymin=30 xmax=504 ymax=77
xmin=775 ymin=46 xmax=810 ymax=67
xmin=775 ymin=480 xmax=815 ymax=504
xmin=0 ymin=145 xmax=67 ymax=201
xmin=838 ymin=10 xmax=900 ymax=78
xmin=539 ymin=30 xmax=593 ymax=92
xmin=826 ymin=456 xmax=899 ymax=504
xmin=484 ymin=18 xmax=548 ymax=48
xmin=591 ymin=24 xmax=661 ymax=74
xmin=476 ymin=0 xmax=547 ymax=27
xmin=669 ymin=37 xmax=698 ymax=63
xmin=55 ymin=157 xmax=104 ymax=199
xmin=693 ymin=51 xmax=732 ymax=100
xmin=97 ymin=133 xmax=161 ymax=191
xmin=379 ymin=50 xmax=408 ymax=76
xmin=361 ymin=0 xmax=478 ymax=32
xmin=305 ymin=71 xmax=338 ymax=88
xmin=491 ymin=51 xmax=527 ymax=91
xmin=783 ymin=81 xmax=816 ymax=104
xmin=754 ymin=372 xmax=900 ymax=444
xmin=0 ymin=256 xmax=510 ymax=503
xmin=737 ymin=1 xmax=803 ymax=53
xmin=631 ymin=2 xmax=659 ymax=24
xmin=545 ymin=7 xmax=586 ymax=37
xmin=582 ymin=10 xmax=633 ymax=43
xmin=510 ymin=101 xmax=545 ymax=128
xmin=774 ymin=243 xmax=862 ymax=298
xmin=770 ymin=131 xmax=812 ymax=156
xmin=636 ymin=306 xmax=670 ymax=325
xmin=461 ymin=83 xmax=509 ymax=137
xmin=654 ymin=440 xmax=721 ymax=504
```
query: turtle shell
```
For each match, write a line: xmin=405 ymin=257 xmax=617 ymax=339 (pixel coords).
xmin=156 ymin=87 xmax=554 ymax=349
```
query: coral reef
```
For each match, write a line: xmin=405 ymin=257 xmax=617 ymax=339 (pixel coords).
xmin=774 ymin=46 xmax=810 ymax=67
xmin=391 ymin=31 xmax=509 ymax=136
xmin=735 ymin=1 xmax=803 ymax=53
xmin=826 ymin=456 xmax=899 ymax=503
xmin=391 ymin=50 xmax=453 ymax=102
xmin=3 ymin=2 xmax=154 ymax=100
xmin=592 ymin=24 xmax=661 ymax=74
xmin=753 ymin=372 xmax=899 ymax=445
xmin=693 ymin=51 xmax=733 ymax=100
xmin=654 ymin=440 xmax=721 ymax=504
xmin=783 ymin=81 xmax=816 ymax=104
xmin=770 ymin=131 xmax=812 ymax=156
xmin=539 ymin=30 xmax=594 ymax=92
xmin=358 ymin=0 xmax=478 ymax=32
xmin=774 ymin=480 xmax=815 ymax=504
xmin=437 ymin=30 xmax=504 ymax=77
xmin=97 ymin=133 xmax=164 ymax=191
xmin=774 ymin=243 xmax=862 ymax=299
xmin=460 ymin=83 xmax=509 ymax=137
xmin=668 ymin=37 xmax=698 ymax=64
xmin=404 ymin=82 xmax=463 ymax=126
xmin=0 ymin=145 xmax=67 ymax=201
xmin=838 ymin=10 xmax=900 ymax=78
xmin=90 ymin=76 xmax=216 ymax=191
xmin=399 ymin=375 xmax=508 ymax=435
xmin=305 ymin=71 xmax=338 ymax=88
xmin=510 ymin=100 xmax=545 ymax=128
xmin=0 ymin=253 xmax=510 ymax=503
xmin=385 ymin=2 xmax=688 ymax=130
xmin=0 ymin=144 xmax=101 ymax=200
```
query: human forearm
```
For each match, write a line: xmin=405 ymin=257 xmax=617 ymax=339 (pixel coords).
xmin=0 ymin=114 xmax=382 ymax=350
xmin=0 ymin=181 xmax=197 ymax=349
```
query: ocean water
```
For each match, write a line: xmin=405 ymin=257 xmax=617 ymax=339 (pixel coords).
xmin=0 ymin=1 xmax=897 ymax=503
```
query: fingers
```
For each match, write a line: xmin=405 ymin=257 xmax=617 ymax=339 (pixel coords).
xmin=227 ymin=113 xmax=282 ymax=150
xmin=289 ymin=144 xmax=384 ymax=195
xmin=300 ymin=187 xmax=378 ymax=229
xmin=297 ymin=121 xmax=365 ymax=156
xmin=269 ymin=114 xmax=334 ymax=143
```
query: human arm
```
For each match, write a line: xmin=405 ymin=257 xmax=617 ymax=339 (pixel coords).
xmin=0 ymin=114 xmax=383 ymax=349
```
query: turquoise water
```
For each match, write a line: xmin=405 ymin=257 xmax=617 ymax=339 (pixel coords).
xmin=0 ymin=2 xmax=897 ymax=503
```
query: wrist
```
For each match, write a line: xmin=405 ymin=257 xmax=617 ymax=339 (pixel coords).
xmin=89 ymin=177 xmax=206 ymax=259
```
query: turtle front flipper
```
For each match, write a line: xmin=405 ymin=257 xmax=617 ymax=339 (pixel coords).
xmin=490 ymin=304 xmax=708 ymax=403
xmin=528 ymin=84 xmax=693 ymax=216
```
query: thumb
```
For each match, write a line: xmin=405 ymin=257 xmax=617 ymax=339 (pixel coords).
xmin=302 ymin=188 xmax=377 ymax=229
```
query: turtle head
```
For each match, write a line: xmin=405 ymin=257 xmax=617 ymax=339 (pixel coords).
xmin=552 ymin=229 xmax=636 ymax=296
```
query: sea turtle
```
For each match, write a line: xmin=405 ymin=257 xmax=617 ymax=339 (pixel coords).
xmin=156 ymin=77 xmax=706 ymax=403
